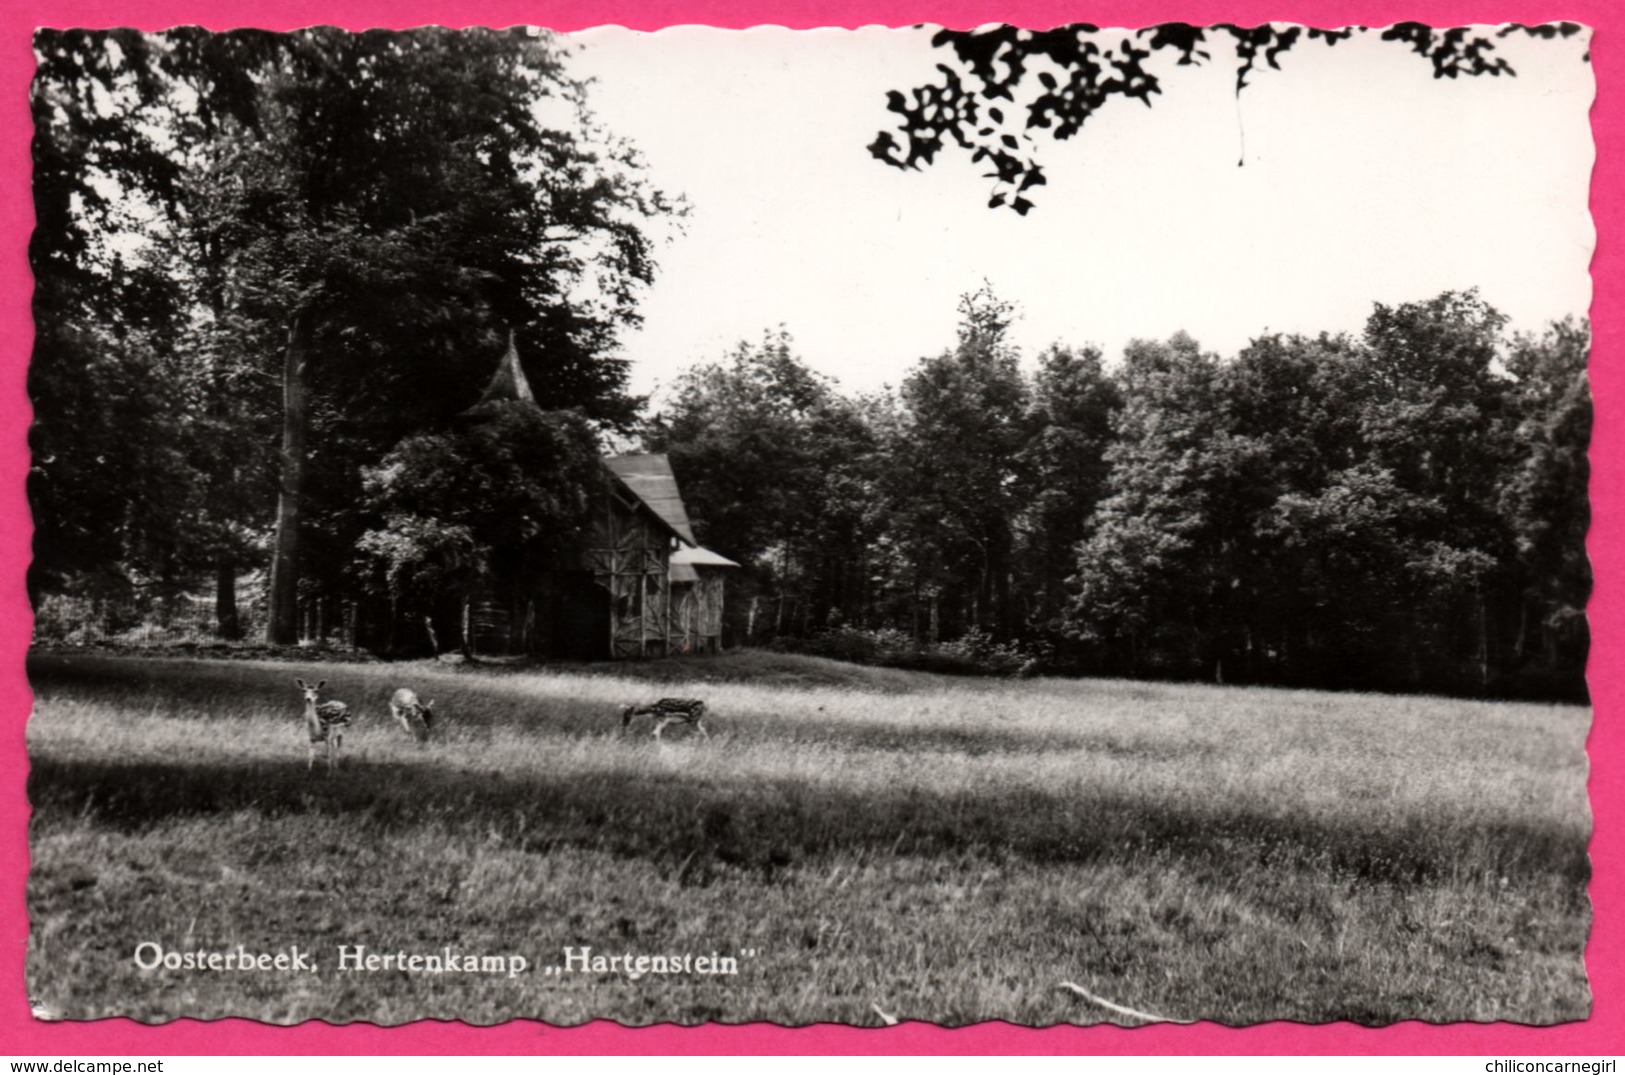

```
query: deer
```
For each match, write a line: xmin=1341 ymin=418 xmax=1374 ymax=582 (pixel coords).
xmin=389 ymin=687 xmax=435 ymax=744
xmin=296 ymin=678 xmax=351 ymax=771
xmin=621 ymin=698 xmax=710 ymax=740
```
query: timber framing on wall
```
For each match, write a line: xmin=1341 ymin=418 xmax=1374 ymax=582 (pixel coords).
xmin=586 ymin=454 xmax=738 ymax=659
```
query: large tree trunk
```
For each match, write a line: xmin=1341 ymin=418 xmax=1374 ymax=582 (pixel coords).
xmin=993 ymin=533 xmax=1012 ymax=640
xmin=267 ymin=305 xmax=315 ymax=645
xmin=461 ymin=594 xmax=478 ymax=663
xmin=214 ymin=559 xmax=242 ymax=640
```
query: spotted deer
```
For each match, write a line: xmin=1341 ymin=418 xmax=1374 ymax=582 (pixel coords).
xmin=296 ymin=678 xmax=351 ymax=771
xmin=621 ymin=698 xmax=709 ymax=740
xmin=389 ymin=687 xmax=435 ymax=744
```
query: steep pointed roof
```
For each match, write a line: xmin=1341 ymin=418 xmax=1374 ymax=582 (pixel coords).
xmin=604 ymin=453 xmax=698 ymax=545
xmin=473 ymin=330 xmax=536 ymax=407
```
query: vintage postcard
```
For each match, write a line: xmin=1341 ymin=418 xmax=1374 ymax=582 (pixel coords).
xmin=13 ymin=10 xmax=1606 ymax=1049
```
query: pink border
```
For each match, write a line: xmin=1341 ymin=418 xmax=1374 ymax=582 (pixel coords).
xmin=1 ymin=0 xmax=1616 ymax=1056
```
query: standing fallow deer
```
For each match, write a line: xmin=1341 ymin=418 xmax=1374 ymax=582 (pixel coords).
xmin=295 ymin=678 xmax=351 ymax=771
xmin=389 ymin=687 xmax=435 ymax=743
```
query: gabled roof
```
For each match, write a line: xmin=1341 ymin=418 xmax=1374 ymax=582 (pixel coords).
xmin=473 ymin=331 xmax=536 ymax=407
xmin=604 ymin=453 xmax=698 ymax=545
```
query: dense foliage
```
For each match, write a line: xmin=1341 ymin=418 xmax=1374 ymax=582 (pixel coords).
xmin=30 ymin=28 xmax=1588 ymax=697
xmin=30 ymin=27 xmax=675 ymax=646
xmin=871 ymin=22 xmax=1588 ymax=213
xmin=646 ymin=292 xmax=1589 ymax=699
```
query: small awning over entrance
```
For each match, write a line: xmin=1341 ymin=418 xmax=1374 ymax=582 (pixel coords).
xmin=670 ymin=544 xmax=740 ymax=583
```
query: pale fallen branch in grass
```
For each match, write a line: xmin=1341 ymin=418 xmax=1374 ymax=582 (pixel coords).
xmin=872 ymin=1002 xmax=899 ymax=1026
xmin=1058 ymin=981 xmax=1193 ymax=1024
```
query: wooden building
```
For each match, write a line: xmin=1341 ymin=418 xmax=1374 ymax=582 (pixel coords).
xmin=548 ymin=453 xmax=738 ymax=659
xmin=471 ymin=337 xmax=738 ymax=659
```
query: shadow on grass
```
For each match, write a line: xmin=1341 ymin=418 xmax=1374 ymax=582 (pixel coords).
xmin=28 ymin=745 xmax=1588 ymax=894
xmin=27 ymin=651 xmax=1201 ymax=759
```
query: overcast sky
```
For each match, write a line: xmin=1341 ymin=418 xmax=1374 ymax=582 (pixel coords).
xmin=568 ymin=25 xmax=1594 ymax=399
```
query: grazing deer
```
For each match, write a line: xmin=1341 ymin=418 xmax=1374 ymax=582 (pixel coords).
xmin=621 ymin=698 xmax=710 ymax=740
xmin=295 ymin=678 xmax=351 ymax=771
xmin=389 ymin=687 xmax=435 ymax=744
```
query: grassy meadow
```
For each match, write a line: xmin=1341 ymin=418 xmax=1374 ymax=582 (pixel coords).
xmin=25 ymin=649 xmax=1591 ymax=1026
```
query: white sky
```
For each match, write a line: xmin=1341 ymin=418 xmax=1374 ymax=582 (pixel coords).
xmin=567 ymin=25 xmax=1594 ymax=398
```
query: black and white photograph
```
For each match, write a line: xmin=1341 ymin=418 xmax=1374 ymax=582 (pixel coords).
xmin=24 ymin=21 xmax=1594 ymax=1028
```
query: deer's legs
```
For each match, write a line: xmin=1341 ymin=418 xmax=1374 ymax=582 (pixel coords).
xmin=651 ymin=716 xmax=706 ymax=740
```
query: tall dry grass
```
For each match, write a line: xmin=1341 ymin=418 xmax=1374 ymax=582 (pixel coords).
xmin=26 ymin=651 xmax=1590 ymax=1026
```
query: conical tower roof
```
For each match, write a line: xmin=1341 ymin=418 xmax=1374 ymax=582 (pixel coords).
xmin=472 ymin=330 xmax=536 ymax=408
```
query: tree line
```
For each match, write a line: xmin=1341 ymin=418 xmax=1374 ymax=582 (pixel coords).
xmin=644 ymin=289 xmax=1589 ymax=700
xmin=29 ymin=27 xmax=1588 ymax=699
